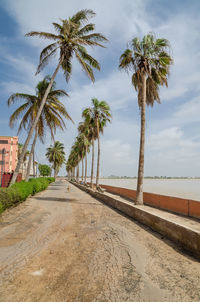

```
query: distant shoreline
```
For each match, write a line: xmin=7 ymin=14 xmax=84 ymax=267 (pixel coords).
xmin=102 ymin=177 xmax=200 ymax=180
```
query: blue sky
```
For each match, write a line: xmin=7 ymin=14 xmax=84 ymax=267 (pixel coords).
xmin=0 ymin=0 xmax=200 ymax=177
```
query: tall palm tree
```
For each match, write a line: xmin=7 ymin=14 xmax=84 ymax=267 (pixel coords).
xmin=8 ymin=76 xmax=72 ymax=181
xmin=67 ymin=146 xmax=79 ymax=180
xmin=83 ymin=98 xmax=111 ymax=188
xmin=78 ymin=122 xmax=90 ymax=184
xmin=119 ymin=33 xmax=173 ymax=204
xmin=46 ymin=141 xmax=65 ymax=177
xmin=76 ymin=135 xmax=86 ymax=182
xmin=82 ymin=112 xmax=97 ymax=188
xmin=10 ymin=9 xmax=108 ymax=185
xmin=71 ymin=141 xmax=81 ymax=182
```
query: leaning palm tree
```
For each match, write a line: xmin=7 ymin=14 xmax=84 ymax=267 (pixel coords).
xmin=8 ymin=76 xmax=72 ymax=181
xmin=46 ymin=141 xmax=65 ymax=177
xmin=17 ymin=144 xmax=30 ymax=178
xmin=83 ymin=98 xmax=111 ymax=188
xmin=10 ymin=9 xmax=108 ymax=185
xmin=119 ymin=33 xmax=173 ymax=204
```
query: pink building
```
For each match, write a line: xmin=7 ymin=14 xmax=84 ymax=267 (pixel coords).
xmin=0 ymin=136 xmax=18 ymax=174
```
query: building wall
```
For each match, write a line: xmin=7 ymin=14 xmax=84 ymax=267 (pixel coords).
xmin=0 ymin=136 xmax=18 ymax=173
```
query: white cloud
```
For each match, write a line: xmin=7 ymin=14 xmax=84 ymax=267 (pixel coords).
xmin=145 ymin=127 xmax=200 ymax=176
xmin=101 ymin=139 xmax=137 ymax=176
xmin=1 ymin=81 xmax=34 ymax=95
xmin=174 ymin=97 xmax=200 ymax=124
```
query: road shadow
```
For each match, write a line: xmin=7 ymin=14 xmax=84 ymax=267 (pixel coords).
xmin=33 ymin=197 xmax=77 ymax=202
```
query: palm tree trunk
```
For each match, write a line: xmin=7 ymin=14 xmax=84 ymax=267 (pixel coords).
xmin=54 ymin=165 xmax=56 ymax=178
xmin=96 ymin=118 xmax=100 ymax=188
xmin=90 ymin=137 xmax=94 ymax=188
xmin=76 ymin=158 xmax=79 ymax=182
xmin=84 ymin=146 xmax=87 ymax=184
xmin=33 ymin=147 xmax=35 ymax=177
xmin=136 ymin=69 xmax=146 ymax=205
xmin=81 ymin=156 xmax=84 ymax=181
xmin=22 ymin=162 xmax=24 ymax=180
xmin=9 ymin=56 xmax=64 ymax=186
xmin=25 ymin=130 xmax=37 ymax=181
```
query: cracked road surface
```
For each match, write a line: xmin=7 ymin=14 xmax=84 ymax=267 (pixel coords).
xmin=0 ymin=180 xmax=200 ymax=301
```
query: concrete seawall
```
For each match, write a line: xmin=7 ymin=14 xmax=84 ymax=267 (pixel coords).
xmin=89 ymin=184 xmax=200 ymax=220
xmin=72 ymin=181 xmax=200 ymax=259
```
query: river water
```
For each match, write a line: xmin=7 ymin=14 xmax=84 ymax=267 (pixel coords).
xmin=98 ymin=178 xmax=200 ymax=201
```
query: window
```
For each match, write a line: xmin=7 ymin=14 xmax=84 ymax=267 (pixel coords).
xmin=0 ymin=140 xmax=8 ymax=144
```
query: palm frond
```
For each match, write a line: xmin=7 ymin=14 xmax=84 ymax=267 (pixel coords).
xmin=78 ymin=23 xmax=95 ymax=35
xmin=119 ymin=49 xmax=133 ymax=71
xmin=39 ymin=42 xmax=58 ymax=62
xmin=81 ymin=33 xmax=108 ymax=44
xmin=75 ymin=51 xmax=95 ymax=82
xmin=8 ymin=93 xmax=35 ymax=106
xmin=52 ymin=22 xmax=63 ymax=33
xmin=77 ymin=46 xmax=100 ymax=70
xmin=9 ymin=103 xmax=30 ymax=128
xmin=71 ymin=9 xmax=95 ymax=25
xmin=146 ymin=77 xmax=160 ymax=106
xmin=25 ymin=31 xmax=58 ymax=40
xmin=61 ymin=56 xmax=72 ymax=82
xmin=49 ymin=89 xmax=69 ymax=98
xmin=36 ymin=48 xmax=58 ymax=74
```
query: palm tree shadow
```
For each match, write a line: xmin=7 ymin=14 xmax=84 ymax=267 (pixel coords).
xmin=33 ymin=197 xmax=77 ymax=202
xmin=49 ymin=184 xmax=64 ymax=187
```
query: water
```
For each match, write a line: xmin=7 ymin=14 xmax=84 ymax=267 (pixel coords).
xmin=99 ymin=178 xmax=200 ymax=201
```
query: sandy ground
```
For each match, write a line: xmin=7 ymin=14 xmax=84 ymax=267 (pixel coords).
xmin=0 ymin=180 xmax=200 ymax=302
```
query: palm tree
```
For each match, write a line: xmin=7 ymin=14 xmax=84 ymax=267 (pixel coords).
xmin=67 ymin=146 xmax=79 ymax=180
xmin=83 ymin=98 xmax=111 ymax=188
xmin=76 ymin=135 xmax=86 ymax=182
xmin=78 ymin=122 xmax=90 ymax=184
xmin=46 ymin=141 xmax=65 ymax=177
xmin=10 ymin=9 xmax=108 ymax=185
xmin=82 ymin=113 xmax=97 ymax=188
xmin=8 ymin=76 xmax=72 ymax=181
xmin=119 ymin=33 xmax=173 ymax=204
xmin=17 ymin=143 xmax=30 ymax=178
xmin=71 ymin=141 xmax=81 ymax=182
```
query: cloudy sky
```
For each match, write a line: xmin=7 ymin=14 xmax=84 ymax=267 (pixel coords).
xmin=0 ymin=0 xmax=200 ymax=177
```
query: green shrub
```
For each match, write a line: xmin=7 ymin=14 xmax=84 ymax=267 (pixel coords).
xmin=0 ymin=177 xmax=55 ymax=214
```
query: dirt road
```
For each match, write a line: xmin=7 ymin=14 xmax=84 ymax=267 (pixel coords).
xmin=0 ymin=180 xmax=199 ymax=302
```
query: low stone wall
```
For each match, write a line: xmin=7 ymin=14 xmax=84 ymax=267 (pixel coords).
xmin=98 ymin=184 xmax=200 ymax=220
xmin=71 ymin=181 xmax=200 ymax=259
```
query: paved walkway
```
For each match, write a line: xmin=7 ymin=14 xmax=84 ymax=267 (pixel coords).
xmin=0 ymin=180 xmax=200 ymax=302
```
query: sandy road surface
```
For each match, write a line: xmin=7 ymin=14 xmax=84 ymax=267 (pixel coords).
xmin=0 ymin=180 xmax=200 ymax=302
